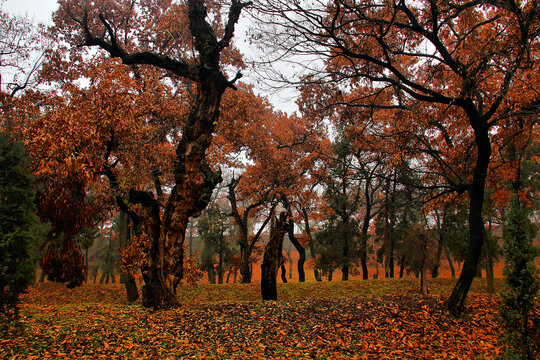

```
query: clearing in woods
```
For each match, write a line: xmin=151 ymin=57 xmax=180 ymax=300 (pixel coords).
xmin=1 ymin=278 xmax=508 ymax=359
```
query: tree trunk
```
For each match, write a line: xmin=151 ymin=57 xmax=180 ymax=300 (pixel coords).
xmin=431 ymin=233 xmax=444 ymax=278
xmin=302 ymin=207 xmax=322 ymax=282
xmin=188 ymin=218 xmax=194 ymax=257
xmin=342 ymin=221 xmax=349 ymax=281
xmin=287 ymin=246 xmax=292 ymax=280
xmin=287 ymin=219 xmax=306 ymax=282
xmin=208 ymin=266 xmax=216 ymax=284
xmin=448 ymin=121 xmax=491 ymax=316
xmin=420 ymin=233 xmax=428 ymax=295
xmin=389 ymin=236 xmax=395 ymax=278
xmin=484 ymin=234 xmax=495 ymax=293
xmin=420 ymin=265 xmax=428 ymax=296
xmin=444 ymin=244 xmax=456 ymax=278
xmin=399 ymin=256 xmax=405 ymax=278
xmin=92 ymin=266 xmax=99 ymax=284
xmin=240 ymin=242 xmax=251 ymax=283
xmin=74 ymin=0 xmax=249 ymax=310
xmin=85 ymin=248 xmax=89 ymax=283
xmin=119 ymin=210 xmax=139 ymax=302
xmin=218 ymin=255 xmax=224 ymax=285
xmin=342 ymin=264 xmax=349 ymax=281
xmin=39 ymin=268 xmax=46 ymax=283
xmin=261 ymin=211 xmax=288 ymax=300
xmin=280 ymin=264 xmax=287 ymax=283
xmin=360 ymin=175 xmax=374 ymax=280
xmin=228 ymin=178 xmax=273 ymax=284
xmin=476 ymin=265 xmax=483 ymax=278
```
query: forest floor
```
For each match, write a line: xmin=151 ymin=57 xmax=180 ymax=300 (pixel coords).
xmin=2 ymin=278 xmax=507 ymax=359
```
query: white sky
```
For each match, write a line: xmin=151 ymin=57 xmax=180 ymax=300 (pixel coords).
xmin=2 ymin=0 xmax=298 ymax=114
xmin=4 ymin=0 xmax=58 ymax=24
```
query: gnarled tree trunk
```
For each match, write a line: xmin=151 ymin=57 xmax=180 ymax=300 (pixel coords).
xmin=261 ymin=211 xmax=288 ymax=300
xmin=70 ymin=0 xmax=251 ymax=309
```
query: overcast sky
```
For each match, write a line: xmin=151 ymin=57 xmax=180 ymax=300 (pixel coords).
xmin=2 ymin=0 xmax=298 ymax=113
xmin=4 ymin=0 xmax=58 ymax=24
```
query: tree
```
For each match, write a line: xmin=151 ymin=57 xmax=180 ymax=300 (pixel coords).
xmin=261 ymin=209 xmax=288 ymax=300
xmin=0 ymin=6 xmax=48 ymax=317
xmin=198 ymin=202 xmax=236 ymax=284
xmin=322 ymin=137 xmax=363 ymax=280
xmin=498 ymin=199 xmax=539 ymax=359
xmin=253 ymin=0 xmax=539 ymax=315
xmin=216 ymin=85 xmax=324 ymax=283
xmin=50 ymin=0 xmax=251 ymax=309
xmin=0 ymin=134 xmax=44 ymax=317
xmin=227 ymin=176 xmax=274 ymax=283
xmin=0 ymin=1 xmax=44 ymax=100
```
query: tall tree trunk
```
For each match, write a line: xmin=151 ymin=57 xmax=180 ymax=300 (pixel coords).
xmin=302 ymin=207 xmax=322 ymax=282
xmin=388 ymin=173 xmax=397 ymax=278
xmin=389 ymin=238 xmax=394 ymax=278
xmin=341 ymin=220 xmax=349 ymax=281
xmin=92 ymin=266 xmax=99 ymax=284
xmin=207 ymin=266 xmax=216 ymax=284
xmin=420 ymin=233 xmax=429 ymax=295
xmin=444 ymin=244 xmax=456 ymax=278
xmin=188 ymin=218 xmax=194 ymax=257
xmin=239 ymin=241 xmax=251 ymax=283
xmin=287 ymin=246 xmax=292 ymax=280
xmin=228 ymin=177 xmax=273 ymax=284
xmin=431 ymin=233 xmax=444 ymax=278
xmin=261 ymin=211 xmax=288 ymax=300
xmin=218 ymin=254 xmax=224 ymax=285
xmin=119 ymin=210 xmax=139 ymax=302
xmin=76 ymin=0 xmax=250 ymax=310
xmin=399 ymin=256 xmax=405 ymax=278
xmin=85 ymin=248 xmax=89 ymax=283
xmin=448 ymin=121 xmax=491 ymax=316
xmin=280 ymin=264 xmax=287 ymax=283
xmin=484 ymin=233 xmax=495 ymax=293
xmin=287 ymin=220 xmax=306 ymax=282
xmin=360 ymin=173 xmax=374 ymax=280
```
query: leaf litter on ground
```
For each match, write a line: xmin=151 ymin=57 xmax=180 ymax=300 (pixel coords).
xmin=1 ymin=278 xmax=505 ymax=359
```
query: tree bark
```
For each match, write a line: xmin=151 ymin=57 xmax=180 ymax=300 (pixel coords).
xmin=287 ymin=219 xmax=306 ymax=282
xmin=448 ymin=117 xmax=491 ymax=316
xmin=399 ymin=256 xmax=405 ymax=278
xmin=119 ymin=210 xmax=139 ymax=302
xmin=261 ymin=211 xmax=288 ymax=300
xmin=360 ymin=167 xmax=376 ymax=280
xmin=444 ymin=244 xmax=456 ymax=278
xmin=71 ymin=0 xmax=250 ymax=309
xmin=301 ymin=207 xmax=322 ymax=282
xmin=341 ymin=220 xmax=350 ymax=281
xmin=484 ymin=233 xmax=495 ymax=293
xmin=239 ymin=242 xmax=251 ymax=283
xmin=431 ymin=233 xmax=444 ymax=278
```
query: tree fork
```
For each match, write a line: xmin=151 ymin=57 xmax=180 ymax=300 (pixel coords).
xmin=66 ymin=0 xmax=252 ymax=309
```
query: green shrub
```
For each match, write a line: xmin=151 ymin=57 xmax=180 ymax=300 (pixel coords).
xmin=498 ymin=197 xmax=539 ymax=360
xmin=0 ymin=134 xmax=44 ymax=318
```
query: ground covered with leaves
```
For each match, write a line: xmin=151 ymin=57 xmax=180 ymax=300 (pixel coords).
xmin=2 ymin=279 xmax=504 ymax=359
